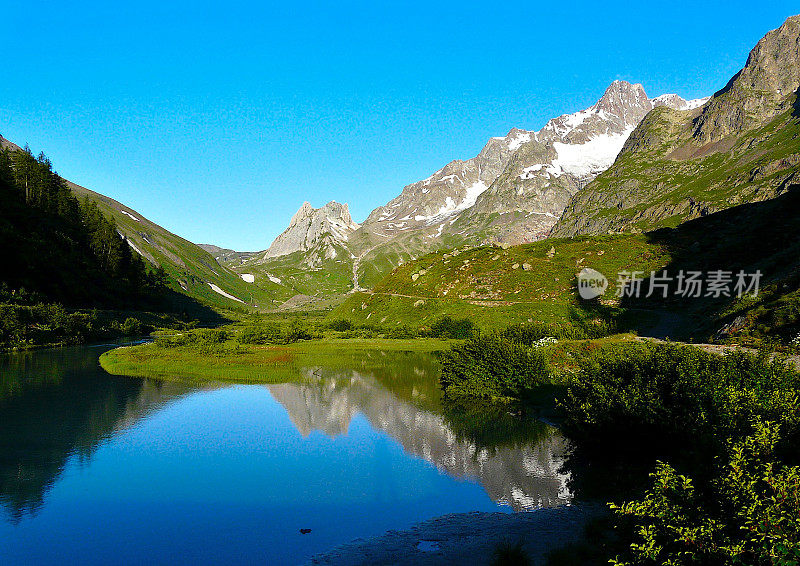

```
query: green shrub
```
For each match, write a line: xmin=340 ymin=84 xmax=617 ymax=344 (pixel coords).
xmin=429 ymin=316 xmax=475 ymax=339
xmin=440 ymin=334 xmax=550 ymax=400
xmin=237 ymin=324 xmax=283 ymax=344
xmin=327 ymin=319 xmax=353 ymax=332
xmin=154 ymin=328 xmax=234 ymax=354
xmin=285 ymin=319 xmax=316 ymax=343
xmin=118 ymin=317 xmax=146 ymax=336
xmin=560 ymin=343 xmax=800 ymax=457
xmin=499 ymin=314 xmax=616 ymax=345
xmin=611 ymin=421 xmax=800 ymax=566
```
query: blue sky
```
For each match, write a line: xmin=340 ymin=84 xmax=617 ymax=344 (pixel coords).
xmin=1 ymin=1 xmax=797 ymax=250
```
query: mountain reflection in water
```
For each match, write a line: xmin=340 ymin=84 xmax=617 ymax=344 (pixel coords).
xmin=0 ymin=345 xmax=202 ymax=521
xmin=0 ymin=346 xmax=570 ymax=527
xmin=269 ymin=358 xmax=571 ymax=511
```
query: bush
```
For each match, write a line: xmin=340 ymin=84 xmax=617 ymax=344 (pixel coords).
xmin=117 ymin=317 xmax=146 ymax=336
xmin=429 ymin=316 xmax=475 ymax=339
xmin=285 ymin=319 xmax=315 ymax=343
xmin=560 ymin=343 xmax=800 ymax=458
xmin=440 ymin=333 xmax=550 ymax=400
xmin=557 ymin=342 xmax=800 ymax=565
xmin=611 ymin=421 xmax=800 ymax=566
xmin=237 ymin=324 xmax=283 ymax=344
xmin=327 ymin=319 xmax=353 ymax=332
xmin=500 ymin=311 xmax=617 ymax=346
xmin=1 ymin=302 xmax=125 ymax=347
xmin=236 ymin=320 xmax=318 ymax=345
xmin=154 ymin=328 xmax=234 ymax=354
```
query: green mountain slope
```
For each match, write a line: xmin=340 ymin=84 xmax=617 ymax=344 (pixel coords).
xmin=335 ymin=183 xmax=800 ymax=345
xmin=0 ymin=146 xmax=161 ymax=309
xmin=552 ymin=15 xmax=800 ymax=237
xmin=67 ymin=181 xmax=292 ymax=310
xmin=1 ymin=134 xmax=291 ymax=311
xmin=332 ymin=235 xmax=672 ymax=330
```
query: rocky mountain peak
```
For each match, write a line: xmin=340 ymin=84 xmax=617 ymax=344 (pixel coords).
xmin=594 ymin=80 xmax=651 ymax=124
xmin=738 ymin=15 xmax=799 ymax=96
xmin=263 ymin=200 xmax=360 ymax=259
xmin=651 ymin=93 xmax=711 ymax=111
xmin=693 ymin=15 xmax=800 ymax=143
xmin=289 ymin=201 xmax=315 ymax=225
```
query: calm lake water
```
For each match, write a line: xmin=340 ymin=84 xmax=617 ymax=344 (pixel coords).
xmin=0 ymin=344 xmax=570 ymax=565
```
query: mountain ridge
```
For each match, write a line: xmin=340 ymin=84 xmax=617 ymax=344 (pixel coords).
xmin=1 ymin=133 xmax=292 ymax=309
xmin=220 ymin=82 xmax=708 ymax=300
xmin=551 ymin=14 xmax=800 ymax=238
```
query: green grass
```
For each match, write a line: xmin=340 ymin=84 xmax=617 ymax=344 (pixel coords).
xmin=68 ymin=182 xmax=290 ymax=311
xmin=553 ymin=103 xmax=800 ymax=237
xmin=331 ymin=234 xmax=672 ymax=330
xmin=99 ymin=337 xmax=451 ymax=383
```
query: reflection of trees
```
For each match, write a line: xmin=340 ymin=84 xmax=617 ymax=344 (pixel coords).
xmin=440 ymin=398 xmax=551 ymax=452
xmin=0 ymin=347 xmax=200 ymax=522
xmin=269 ymin=355 xmax=571 ymax=511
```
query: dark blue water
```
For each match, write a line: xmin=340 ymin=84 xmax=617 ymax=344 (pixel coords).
xmin=0 ymin=345 xmax=569 ymax=565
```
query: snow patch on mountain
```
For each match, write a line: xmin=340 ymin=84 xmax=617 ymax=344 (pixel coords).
xmin=414 ymin=180 xmax=490 ymax=224
xmin=208 ymin=283 xmax=244 ymax=303
xmin=240 ymin=273 xmax=255 ymax=283
xmin=650 ymin=93 xmax=711 ymax=111
xmin=507 ymin=132 xmax=532 ymax=151
xmin=120 ymin=210 xmax=139 ymax=222
xmin=127 ymin=239 xmax=144 ymax=256
xmin=551 ymin=127 xmax=635 ymax=178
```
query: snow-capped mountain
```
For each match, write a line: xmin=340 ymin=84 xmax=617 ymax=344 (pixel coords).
xmin=449 ymin=82 xmax=709 ymax=243
xmin=360 ymin=131 xmax=521 ymax=237
xmin=234 ymin=81 xmax=708 ymax=295
xmin=651 ymin=93 xmax=711 ymax=111
xmin=361 ymin=80 xmax=708 ymax=245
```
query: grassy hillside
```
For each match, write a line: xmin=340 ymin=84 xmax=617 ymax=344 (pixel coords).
xmin=1 ymin=134 xmax=292 ymax=312
xmin=553 ymin=98 xmax=800 ymax=237
xmin=554 ymin=16 xmax=800 ymax=239
xmin=624 ymin=184 xmax=800 ymax=346
xmin=334 ymin=184 xmax=800 ymax=345
xmin=237 ymin=243 xmax=355 ymax=299
xmin=332 ymin=234 xmax=672 ymax=330
xmin=68 ymin=182 xmax=294 ymax=311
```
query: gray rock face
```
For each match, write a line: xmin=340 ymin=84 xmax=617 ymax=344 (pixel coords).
xmin=263 ymin=201 xmax=360 ymax=259
xmin=246 ymin=81 xmax=708 ymax=292
xmin=550 ymin=15 xmax=800 ymax=239
xmin=360 ymin=132 xmax=522 ymax=238
xmin=356 ymin=80 xmax=707 ymax=248
xmin=448 ymin=82 xmax=707 ymax=245
xmin=693 ymin=15 xmax=800 ymax=144
xmin=198 ymin=244 xmax=257 ymax=265
xmin=651 ymin=93 xmax=711 ymax=111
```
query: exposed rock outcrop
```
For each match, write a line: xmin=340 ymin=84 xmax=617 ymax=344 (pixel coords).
xmin=263 ymin=201 xmax=360 ymax=259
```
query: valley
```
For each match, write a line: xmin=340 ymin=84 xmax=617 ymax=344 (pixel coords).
xmin=2 ymin=11 xmax=800 ymax=566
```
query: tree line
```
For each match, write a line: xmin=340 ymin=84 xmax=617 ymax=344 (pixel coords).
xmin=0 ymin=145 xmax=166 ymax=308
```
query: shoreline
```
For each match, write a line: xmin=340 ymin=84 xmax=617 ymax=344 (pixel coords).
xmin=305 ymin=502 xmax=606 ymax=566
